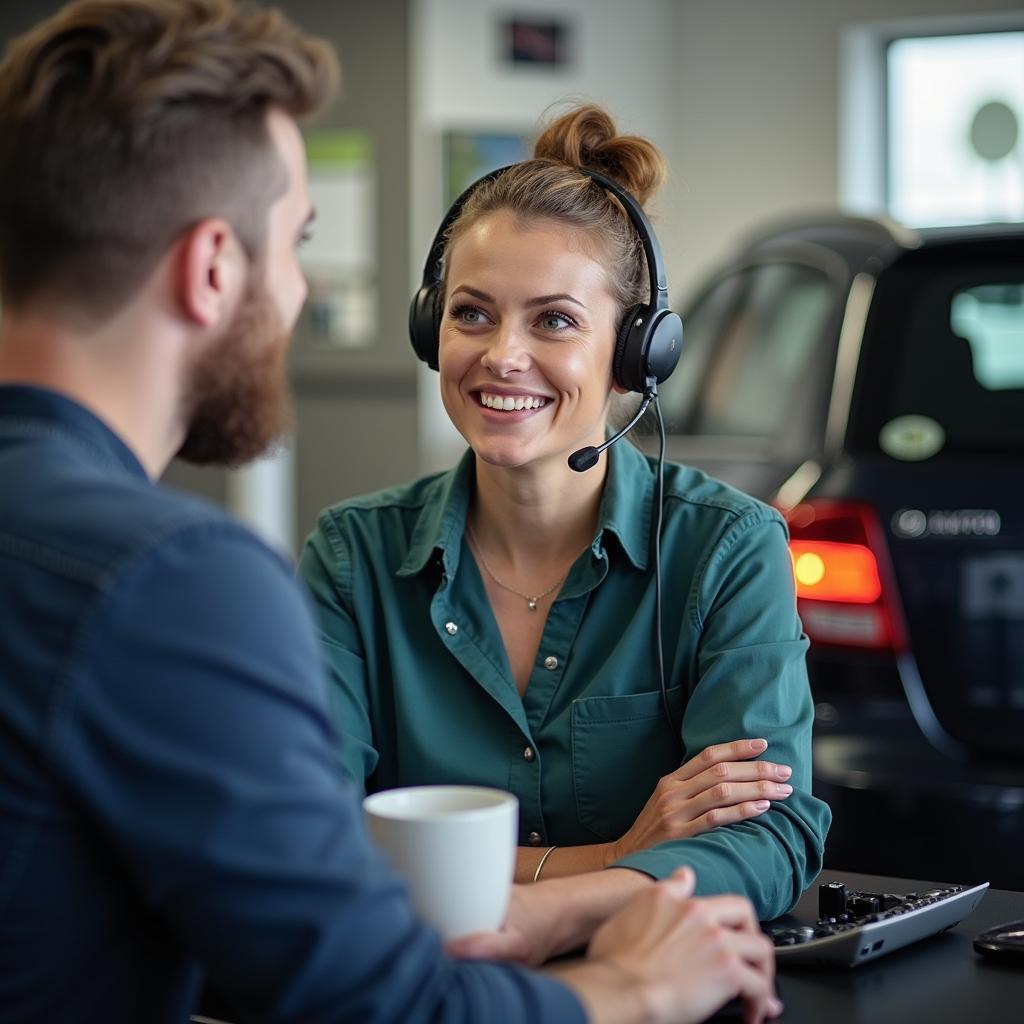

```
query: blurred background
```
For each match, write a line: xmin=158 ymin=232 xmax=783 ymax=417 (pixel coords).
xmin=4 ymin=0 xmax=1019 ymax=552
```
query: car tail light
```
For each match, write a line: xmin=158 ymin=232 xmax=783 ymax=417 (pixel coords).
xmin=784 ymin=500 xmax=908 ymax=653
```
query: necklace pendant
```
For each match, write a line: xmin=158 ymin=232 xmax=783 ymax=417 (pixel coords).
xmin=527 ymin=598 xmax=538 ymax=611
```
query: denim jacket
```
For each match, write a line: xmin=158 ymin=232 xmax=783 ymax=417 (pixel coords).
xmin=0 ymin=385 xmax=582 ymax=1024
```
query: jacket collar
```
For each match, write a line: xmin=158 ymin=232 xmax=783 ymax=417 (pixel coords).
xmin=0 ymin=384 xmax=148 ymax=480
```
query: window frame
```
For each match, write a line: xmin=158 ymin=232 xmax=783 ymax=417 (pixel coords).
xmin=839 ymin=12 xmax=1024 ymax=223
xmin=883 ymin=27 xmax=1024 ymax=222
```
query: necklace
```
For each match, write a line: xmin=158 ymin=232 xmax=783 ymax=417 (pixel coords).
xmin=465 ymin=524 xmax=565 ymax=611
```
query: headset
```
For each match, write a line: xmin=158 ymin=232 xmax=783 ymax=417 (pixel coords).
xmin=408 ymin=163 xmax=684 ymax=741
xmin=409 ymin=165 xmax=682 ymax=394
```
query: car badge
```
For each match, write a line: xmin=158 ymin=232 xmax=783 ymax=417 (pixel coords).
xmin=879 ymin=415 xmax=945 ymax=461
xmin=892 ymin=508 xmax=1002 ymax=539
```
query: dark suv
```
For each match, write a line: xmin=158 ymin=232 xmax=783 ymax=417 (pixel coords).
xmin=650 ymin=215 xmax=1024 ymax=888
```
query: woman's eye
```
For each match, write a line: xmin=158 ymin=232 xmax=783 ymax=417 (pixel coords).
xmin=538 ymin=311 xmax=574 ymax=330
xmin=450 ymin=305 xmax=488 ymax=325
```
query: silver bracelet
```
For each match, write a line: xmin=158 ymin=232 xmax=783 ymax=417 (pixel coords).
xmin=533 ymin=845 xmax=558 ymax=883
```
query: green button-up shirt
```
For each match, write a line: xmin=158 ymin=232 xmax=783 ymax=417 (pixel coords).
xmin=299 ymin=442 xmax=830 ymax=919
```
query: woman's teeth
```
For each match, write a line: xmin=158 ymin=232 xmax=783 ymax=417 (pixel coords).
xmin=479 ymin=393 xmax=548 ymax=411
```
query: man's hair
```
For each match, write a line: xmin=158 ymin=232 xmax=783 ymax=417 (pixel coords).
xmin=0 ymin=0 xmax=338 ymax=317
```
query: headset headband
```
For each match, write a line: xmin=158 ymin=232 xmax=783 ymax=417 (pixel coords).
xmin=418 ymin=164 xmax=668 ymax=309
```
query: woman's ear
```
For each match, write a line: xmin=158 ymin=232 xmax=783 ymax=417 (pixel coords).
xmin=173 ymin=218 xmax=246 ymax=329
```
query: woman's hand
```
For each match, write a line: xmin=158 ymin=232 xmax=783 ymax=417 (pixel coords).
xmin=447 ymin=869 xmax=652 ymax=967
xmin=608 ymin=738 xmax=793 ymax=863
xmin=446 ymin=882 xmax=561 ymax=966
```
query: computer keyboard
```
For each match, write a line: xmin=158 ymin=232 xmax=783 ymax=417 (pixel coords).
xmin=767 ymin=880 xmax=989 ymax=967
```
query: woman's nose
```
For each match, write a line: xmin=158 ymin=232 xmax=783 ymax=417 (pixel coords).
xmin=480 ymin=322 xmax=530 ymax=377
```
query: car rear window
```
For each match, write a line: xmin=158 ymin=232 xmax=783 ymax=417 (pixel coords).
xmin=851 ymin=239 xmax=1024 ymax=458
xmin=950 ymin=284 xmax=1024 ymax=391
xmin=661 ymin=261 xmax=835 ymax=439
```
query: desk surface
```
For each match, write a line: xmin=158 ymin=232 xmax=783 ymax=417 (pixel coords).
xmin=772 ymin=869 xmax=1023 ymax=1023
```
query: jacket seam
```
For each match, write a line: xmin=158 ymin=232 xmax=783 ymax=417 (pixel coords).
xmin=315 ymin=509 xmax=356 ymax=605
xmin=0 ymin=531 xmax=108 ymax=584
xmin=688 ymin=508 xmax=785 ymax=631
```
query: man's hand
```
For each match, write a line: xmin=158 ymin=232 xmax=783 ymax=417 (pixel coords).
xmin=585 ymin=867 xmax=782 ymax=1024
xmin=450 ymin=866 xmax=780 ymax=1024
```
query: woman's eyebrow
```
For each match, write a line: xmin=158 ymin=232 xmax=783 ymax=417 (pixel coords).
xmin=527 ymin=293 xmax=586 ymax=310
xmin=450 ymin=285 xmax=586 ymax=310
xmin=450 ymin=285 xmax=493 ymax=302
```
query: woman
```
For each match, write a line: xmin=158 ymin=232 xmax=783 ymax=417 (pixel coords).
xmin=299 ymin=105 xmax=830 ymax=920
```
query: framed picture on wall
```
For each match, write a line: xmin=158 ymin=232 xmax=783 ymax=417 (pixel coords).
xmin=296 ymin=129 xmax=378 ymax=352
xmin=443 ymin=129 xmax=531 ymax=205
xmin=500 ymin=16 xmax=573 ymax=68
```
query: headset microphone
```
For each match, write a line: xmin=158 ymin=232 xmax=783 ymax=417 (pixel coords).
xmin=568 ymin=383 xmax=657 ymax=473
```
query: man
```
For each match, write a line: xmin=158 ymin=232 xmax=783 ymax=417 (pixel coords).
xmin=0 ymin=2 xmax=780 ymax=1022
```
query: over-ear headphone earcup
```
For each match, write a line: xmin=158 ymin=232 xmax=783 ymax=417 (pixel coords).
xmin=614 ymin=306 xmax=685 ymax=393
xmin=613 ymin=305 xmax=644 ymax=392
xmin=646 ymin=309 xmax=684 ymax=384
xmin=409 ymin=284 xmax=443 ymax=370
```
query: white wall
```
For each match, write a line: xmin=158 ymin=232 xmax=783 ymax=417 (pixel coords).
xmin=226 ymin=449 xmax=296 ymax=558
xmin=668 ymin=0 xmax=1024 ymax=300
xmin=410 ymin=0 xmax=677 ymax=472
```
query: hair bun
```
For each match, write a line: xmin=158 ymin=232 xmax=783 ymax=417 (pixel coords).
xmin=532 ymin=103 xmax=666 ymax=207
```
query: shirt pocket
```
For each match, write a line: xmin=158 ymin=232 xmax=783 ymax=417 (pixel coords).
xmin=570 ymin=685 xmax=684 ymax=842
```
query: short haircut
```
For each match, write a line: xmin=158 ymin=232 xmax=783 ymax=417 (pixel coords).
xmin=0 ymin=0 xmax=339 ymax=318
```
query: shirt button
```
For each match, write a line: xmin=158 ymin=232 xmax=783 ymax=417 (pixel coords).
xmin=445 ymin=622 xmax=458 ymax=635
xmin=527 ymin=831 xmax=543 ymax=846
xmin=523 ymin=746 xmax=535 ymax=762
xmin=544 ymin=656 xmax=558 ymax=671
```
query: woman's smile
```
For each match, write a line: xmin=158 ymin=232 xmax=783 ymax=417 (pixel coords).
xmin=476 ymin=391 xmax=550 ymax=412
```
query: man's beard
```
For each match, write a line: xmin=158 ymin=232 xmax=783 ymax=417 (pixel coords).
xmin=177 ymin=276 xmax=294 ymax=467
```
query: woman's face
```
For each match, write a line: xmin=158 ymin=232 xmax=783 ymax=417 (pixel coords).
xmin=438 ymin=210 xmax=621 ymax=472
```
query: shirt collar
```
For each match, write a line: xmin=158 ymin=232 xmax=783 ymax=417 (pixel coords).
xmin=0 ymin=384 xmax=149 ymax=481
xmin=594 ymin=441 xmax=652 ymax=571
xmin=397 ymin=448 xmax=475 ymax=578
xmin=398 ymin=442 xmax=655 ymax=578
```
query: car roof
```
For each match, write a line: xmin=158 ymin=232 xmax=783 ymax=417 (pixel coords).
xmin=736 ymin=212 xmax=1024 ymax=258
xmin=706 ymin=214 xmax=1024 ymax=293
xmin=914 ymin=221 xmax=1024 ymax=245
xmin=736 ymin=212 xmax=916 ymax=255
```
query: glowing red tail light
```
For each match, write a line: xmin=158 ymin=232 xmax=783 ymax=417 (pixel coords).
xmin=790 ymin=540 xmax=882 ymax=603
xmin=783 ymin=500 xmax=907 ymax=653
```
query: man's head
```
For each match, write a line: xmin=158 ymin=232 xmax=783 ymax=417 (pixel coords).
xmin=177 ymin=106 xmax=312 ymax=466
xmin=0 ymin=0 xmax=338 ymax=465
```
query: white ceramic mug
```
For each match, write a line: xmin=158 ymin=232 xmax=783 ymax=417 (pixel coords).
xmin=363 ymin=785 xmax=519 ymax=941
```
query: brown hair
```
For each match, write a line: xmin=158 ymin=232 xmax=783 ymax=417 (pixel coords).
xmin=0 ymin=0 xmax=339 ymax=317
xmin=444 ymin=104 xmax=667 ymax=316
